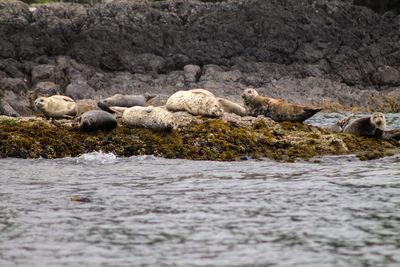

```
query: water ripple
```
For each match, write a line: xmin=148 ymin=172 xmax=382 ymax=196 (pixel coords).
xmin=1 ymin=112 xmax=400 ymax=267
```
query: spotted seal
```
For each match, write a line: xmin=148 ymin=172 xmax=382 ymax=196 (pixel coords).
xmin=78 ymin=110 xmax=118 ymax=132
xmin=166 ymin=89 xmax=223 ymax=117
xmin=97 ymin=93 xmax=156 ymax=113
xmin=343 ymin=112 xmax=386 ymax=138
xmin=34 ymin=95 xmax=77 ymax=119
xmin=110 ymin=106 xmax=175 ymax=131
xmin=241 ymin=88 xmax=322 ymax=122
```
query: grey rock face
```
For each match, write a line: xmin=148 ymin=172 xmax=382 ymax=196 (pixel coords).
xmin=31 ymin=64 xmax=56 ymax=84
xmin=0 ymin=0 xmax=400 ymax=115
xmin=33 ymin=81 xmax=62 ymax=97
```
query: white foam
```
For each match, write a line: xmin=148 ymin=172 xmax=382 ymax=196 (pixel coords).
xmin=75 ymin=151 xmax=118 ymax=164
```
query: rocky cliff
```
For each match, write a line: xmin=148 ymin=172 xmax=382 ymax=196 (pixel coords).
xmin=1 ymin=0 xmax=400 ymax=116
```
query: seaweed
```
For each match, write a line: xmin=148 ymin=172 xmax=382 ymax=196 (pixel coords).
xmin=1 ymin=117 xmax=399 ymax=161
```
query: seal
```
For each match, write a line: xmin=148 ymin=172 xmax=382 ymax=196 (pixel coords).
xmin=166 ymin=89 xmax=223 ymax=117
xmin=78 ymin=110 xmax=118 ymax=132
xmin=110 ymin=106 xmax=175 ymax=131
xmin=76 ymin=99 xmax=100 ymax=115
xmin=343 ymin=112 xmax=386 ymax=137
xmin=98 ymin=93 xmax=156 ymax=113
xmin=329 ymin=114 xmax=354 ymax=132
xmin=241 ymin=88 xmax=322 ymax=122
xmin=217 ymin=98 xmax=247 ymax=117
xmin=34 ymin=95 xmax=77 ymax=119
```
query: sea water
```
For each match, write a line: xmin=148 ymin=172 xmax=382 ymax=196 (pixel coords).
xmin=0 ymin=113 xmax=399 ymax=267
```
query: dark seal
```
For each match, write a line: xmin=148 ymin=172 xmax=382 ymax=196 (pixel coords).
xmin=79 ymin=110 xmax=118 ymax=132
xmin=343 ymin=112 xmax=386 ymax=138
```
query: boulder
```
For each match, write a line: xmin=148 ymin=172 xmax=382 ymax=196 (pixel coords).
xmin=0 ymin=78 xmax=28 ymax=94
xmin=31 ymin=64 xmax=56 ymax=84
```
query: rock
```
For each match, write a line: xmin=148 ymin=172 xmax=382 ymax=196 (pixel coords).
xmin=1 ymin=90 xmax=31 ymax=116
xmin=1 ymin=0 xmax=400 ymax=113
xmin=33 ymin=81 xmax=62 ymax=97
xmin=0 ymin=78 xmax=28 ymax=94
xmin=31 ymin=64 xmax=56 ymax=84
xmin=65 ymin=82 xmax=96 ymax=100
xmin=0 ymin=99 xmax=20 ymax=117
xmin=372 ymin=65 xmax=400 ymax=86
xmin=0 ymin=59 xmax=25 ymax=78
xmin=184 ymin=64 xmax=201 ymax=84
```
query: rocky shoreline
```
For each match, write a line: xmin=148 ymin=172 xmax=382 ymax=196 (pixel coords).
xmin=1 ymin=0 xmax=400 ymax=161
xmin=1 ymin=0 xmax=400 ymax=116
xmin=1 ymin=114 xmax=399 ymax=161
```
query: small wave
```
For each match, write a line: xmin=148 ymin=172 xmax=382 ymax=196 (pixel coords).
xmin=130 ymin=155 xmax=160 ymax=161
xmin=75 ymin=151 xmax=118 ymax=165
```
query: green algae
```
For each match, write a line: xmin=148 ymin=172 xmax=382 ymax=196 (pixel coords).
xmin=0 ymin=117 xmax=399 ymax=161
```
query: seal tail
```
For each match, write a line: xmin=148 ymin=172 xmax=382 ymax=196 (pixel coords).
xmin=301 ymin=107 xmax=322 ymax=122
xmin=145 ymin=94 xmax=157 ymax=102
xmin=97 ymin=101 xmax=114 ymax=113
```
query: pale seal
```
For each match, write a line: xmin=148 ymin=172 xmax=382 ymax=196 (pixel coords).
xmin=78 ymin=110 xmax=118 ymax=132
xmin=166 ymin=89 xmax=223 ymax=117
xmin=34 ymin=95 xmax=77 ymax=119
xmin=343 ymin=112 xmax=386 ymax=138
xmin=98 ymin=93 xmax=156 ymax=113
xmin=110 ymin=106 xmax=175 ymax=131
xmin=241 ymin=88 xmax=322 ymax=122
xmin=217 ymin=98 xmax=247 ymax=117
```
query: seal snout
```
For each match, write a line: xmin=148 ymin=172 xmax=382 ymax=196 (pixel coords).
xmin=241 ymin=88 xmax=258 ymax=100
xmin=371 ymin=112 xmax=386 ymax=130
xmin=34 ymin=98 xmax=45 ymax=109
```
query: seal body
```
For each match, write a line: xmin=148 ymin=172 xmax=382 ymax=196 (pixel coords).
xmin=34 ymin=95 xmax=77 ymax=119
xmin=329 ymin=114 xmax=354 ymax=132
xmin=98 ymin=94 xmax=156 ymax=113
xmin=113 ymin=106 xmax=175 ymax=131
xmin=241 ymin=88 xmax=321 ymax=122
xmin=79 ymin=110 xmax=118 ymax=132
xmin=343 ymin=112 xmax=386 ymax=137
xmin=76 ymin=99 xmax=100 ymax=115
xmin=166 ymin=89 xmax=223 ymax=117
xmin=217 ymin=98 xmax=247 ymax=116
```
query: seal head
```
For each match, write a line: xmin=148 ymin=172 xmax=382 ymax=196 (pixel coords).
xmin=343 ymin=112 xmax=386 ymax=137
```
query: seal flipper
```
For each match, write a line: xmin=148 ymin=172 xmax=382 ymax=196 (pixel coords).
xmin=296 ymin=107 xmax=322 ymax=122
xmin=109 ymin=106 xmax=127 ymax=115
xmin=97 ymin=101 xmax=114 ymax=113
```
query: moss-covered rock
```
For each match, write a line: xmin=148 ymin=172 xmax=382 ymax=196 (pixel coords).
xmin=0 ymin=116 xmax=399 ymax=161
